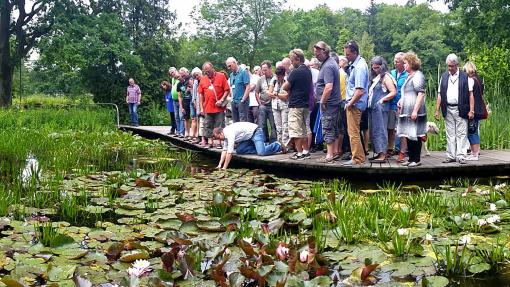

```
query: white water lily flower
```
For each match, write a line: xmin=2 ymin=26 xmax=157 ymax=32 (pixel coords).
xmin=299 ymin=249 xmax=309 ymax=263
xmin=487 ymin=214 xmax=501 ymax=224
xmin=459 ymin=235 xmax=471 ymax=245
xmin=461 ymin=213 xmax=471 ymax=220
xmin=132 ymin=259 xmax=150 ymax=270
xmin=425 ymin=233 xmax=434 ymax=241
xmin=494 ymin=183 xmax=507 ymax=191
xmin=397 ymin=228 xmax=409 ymax=236
xmin=480 ymin=190 xmax=490 ymax=195
xmin=477 ymin=219 xmax=487 ymax=226
xmin=490 ymin=203 xmax=497 ymax=211
xmin=242 ymin=237 xmax=253 ymax=244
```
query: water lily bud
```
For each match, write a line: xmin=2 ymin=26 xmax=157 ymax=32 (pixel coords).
xmin=276 ymin=244 xmax=289 ymax=260
xmin=425 ymin=233 xmax=434 ymax=241
xmin=299 ymin=249 xmax=309 ymax=263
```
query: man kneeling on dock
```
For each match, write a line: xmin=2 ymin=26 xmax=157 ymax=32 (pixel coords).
xmin=212 ymin=122 xmax=285 ymax=169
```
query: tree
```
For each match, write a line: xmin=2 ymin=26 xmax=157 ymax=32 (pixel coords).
xmin=0 ymin=0 xmax=58 ymax=107
xmin=359 ymin=32 xmax=375 ymax=62
xmin=194 ymin=0 xmax=283 ymax=67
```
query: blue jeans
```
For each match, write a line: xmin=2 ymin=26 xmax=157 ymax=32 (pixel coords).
xmin=231 ymin=100 xmax=249 ymax=123
xmin=173 ymin=100 xmax=185 ymax=135
xmin=468 ymin=119 xmax=480 ymax=145
xmin=128 ymin=103 xmax=139 ymax=126
xmin=236 ymin=128 xmax=281 ymax=156
xmin=258 ymin=105 xmax=277 ymax=142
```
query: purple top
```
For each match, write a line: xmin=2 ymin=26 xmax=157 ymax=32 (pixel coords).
xmin=127 ymin=84 xmax=141 ymax=103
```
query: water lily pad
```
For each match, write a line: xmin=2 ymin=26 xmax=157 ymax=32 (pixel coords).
xmin=197 ymin=220 xmax=226 ymax=232
xmin=47 ymin=264 xmax=76 ymax=282
xmin=421 ymin=276 xmax=449 ymax=287
xmin=88 ymin=230 xmax=115 ymax=242
xmin=179 ymin=222 xmax=200 ymax=236
xmin=468 ymin=262 xmax=491 ymax=274
xmin=119 ymin=249 xmax=149 ymax=262
xmin=83 ymin=206 xmax=112 ymax=214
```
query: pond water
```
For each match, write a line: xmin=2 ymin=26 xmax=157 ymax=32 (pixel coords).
xmin=2 ymin=143 xmax=510 ymax=287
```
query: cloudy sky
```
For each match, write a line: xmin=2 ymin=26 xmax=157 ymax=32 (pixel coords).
xmin=173 ymin=0 xmax=450 ymax=34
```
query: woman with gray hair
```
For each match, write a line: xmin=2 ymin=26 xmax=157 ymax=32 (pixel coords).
xmin=368 ymin=56 xmax=397 ymax=163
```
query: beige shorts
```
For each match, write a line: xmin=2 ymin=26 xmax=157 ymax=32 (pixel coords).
xmin=288 ymin=108 xmax=311 ymax=138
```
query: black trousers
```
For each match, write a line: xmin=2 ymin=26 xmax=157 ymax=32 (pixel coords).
xmin=407 ymin=138 xmax=422 ymax=163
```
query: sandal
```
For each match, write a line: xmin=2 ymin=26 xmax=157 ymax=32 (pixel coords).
xmin=318 ymin=156 xmax=334 ymax=164
xmin=332 ymin=153 xmax=341 ymax=161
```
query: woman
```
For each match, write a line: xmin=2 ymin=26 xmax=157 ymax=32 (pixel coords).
xmin=269 ymin=66 xmax=290 ymax=146
xmin=126 ymin=78 xmax=141 ymax=126
xmin=191 ymin=67 xmax=203 ymax=143
xmin=368 ymin=56 xmax=396 ymax=163
xmin=396 ymin=52 xmax=427 ymax=167
xmin=464 ymin=61 xmax=485 ymax=161
xmin=160 ymin=81 xmax=177 ymax=135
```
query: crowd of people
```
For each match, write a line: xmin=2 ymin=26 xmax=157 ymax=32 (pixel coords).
xmin=126 ymin=40 xmax=488 ymax=170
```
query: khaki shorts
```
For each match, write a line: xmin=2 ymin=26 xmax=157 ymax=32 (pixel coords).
xmin=288 ymin=108 xmax=311 ymax=138
xmin=387 ymin=109 xmax=397 ymax=130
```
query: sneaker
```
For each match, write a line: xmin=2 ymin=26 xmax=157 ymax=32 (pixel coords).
xmin=310 ymin=146 xmax=318 ymax=153
xmin=442 ymin=157 xmax=456 ymax=163
xmin=341 ymin=152 xmax=352 ymax=161
xmin=466 ymin=154 xmax=479 ymax=161
xmin=408 ymin=161 xmax=422 ymax=167
xmin=341 ymin=160 xmax=363 ymax=166
xmin=401 ymin=161 xmax=410 ymax=166
xmin=332 ymin=153 xmax=342 ymax=161
xmin=458 ymin=158 xmax=467 ymax=164
xmin=290 ymin=153 xmax=304 ymax=160
xmin=302 ymin=152 xmax=311 ymax=159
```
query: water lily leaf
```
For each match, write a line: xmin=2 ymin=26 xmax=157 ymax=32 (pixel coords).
xmin=322 ymin=252 xmax=349 ymax=262
xmin=391 ymin=262 xmax=416 ymax=278
xmin=157 ymin=219 xmax=182 ymax=230
xmin=106 ymin=242 xmax=124 ymax=261
xmin=47 ymin=264 xmax=77 ymax=282
xmin=73 ymin=275 xmax=92 ymax=287
xmin=211 ymin=253 xmax=230 ymax=287
xmin=115 ymin=208 xmax=144 ymax=216
xmin=257 ymin=265 xmax=274 ymax=277
xmin=57 ymin=248 xmax=88 ymax=260
xmin=1 ymin=276 xmax=24 ymax=287
xmin=119 ymin=249 xmax=149 ymax=263
xmin=361 ymin=263 xmax=379 ymax=281
xmin=50 ymin=234 xmax=75 ymax=248
xmin=239 ymin=265 xmax=262 ymax=281
xmin=88 ymin=230 xmax=115 ymax=242
xmin=303 ymin=276 xmax=332 ymax=287
xmin=83 ymin=206 xmax=111 ymax=214
xmin=238 ymin=239 xmax=257 ymax=257
xmin=421 ymin=276 xmax=449 ymax=287
xmin=468 ymin=262 xmax=491 ymax=274
xmin=135 ymin=178 xmax=156 ymax=188
xmin=179 ymin=222 xmax=200 ymax=236
xmin=176 ymin=212 xmax=197 ymax=222
xmin=197 ymin=220 xmax=226 ymax=232
xmin=161 ymin=251 xmax=175 ymax=272
xmin=228 ymin=272 xmax=245 ymax=287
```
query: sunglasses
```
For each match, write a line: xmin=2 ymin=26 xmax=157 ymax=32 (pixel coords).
xmin=313 ymin=45 xmax=326 ymax=51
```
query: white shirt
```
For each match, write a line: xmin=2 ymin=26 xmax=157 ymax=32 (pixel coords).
xmin=222 ymin=122 xmax=258 ymax=153
xmin=439 ymin=70 xmax=474 ymax=104
xmin=249 ymin=75 xmax=260 ymax=107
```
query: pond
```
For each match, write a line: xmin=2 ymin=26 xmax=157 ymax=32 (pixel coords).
xmin=1 ymin=143 xmax=510 ymax=287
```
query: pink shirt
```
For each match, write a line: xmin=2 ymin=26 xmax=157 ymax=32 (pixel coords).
xmin=126 ymin=84 xmax=141 ymax=103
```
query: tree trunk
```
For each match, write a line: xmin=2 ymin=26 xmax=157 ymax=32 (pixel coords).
xmin=0 ymin=1 xmax=13 ymax=107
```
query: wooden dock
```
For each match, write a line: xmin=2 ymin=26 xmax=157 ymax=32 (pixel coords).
xmin=120 ymin=125 xmax=510 ymax=180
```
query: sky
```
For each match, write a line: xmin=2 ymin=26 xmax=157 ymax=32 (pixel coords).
xmin=173 ymin=0 xmax=450 ymax=34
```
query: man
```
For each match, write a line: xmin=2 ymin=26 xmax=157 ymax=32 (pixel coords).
xmin=248 ymin=66 xmax=261 ymax=124
xmin=390 ymin=52 xmax=408 ymax=162
xmin=256 ymin=60 xmax=277 ymax=143
xmin=343 ymin=40 xmax=369 ymax=166
xmin=435 ymin=53 xmax=475 ymax=164
xmin=126 ymin=78 xmax=141 ymax=126
xmin=282 ymin=49 xmax=312 ymax=160
xmin=314 ymin=41 xmax=341 ymax=163
xmin=281 ymin=57 xmax=292 ymax=75
xmin=226 ymin=57 xmax=250 ymax=122
xmin=199 ymin=62 xmax=230 ymax=148
xmin=213 ymin=122 xmax=283 ymax=169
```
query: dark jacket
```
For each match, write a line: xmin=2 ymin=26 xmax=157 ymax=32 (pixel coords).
xmin=439 ymin=71 xmax=470 ymax=119
xmin=471 ymin=74 xmax=486 ymax=120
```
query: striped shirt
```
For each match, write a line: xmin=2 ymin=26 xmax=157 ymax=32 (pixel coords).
xmin=126 ymin=84 xmax=141 ymax=103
